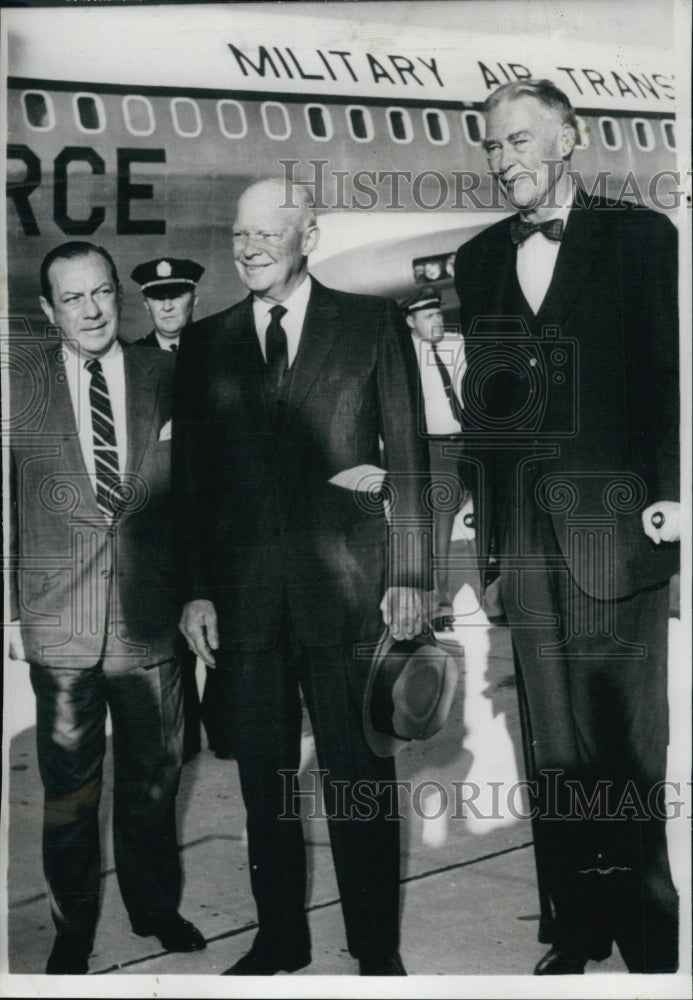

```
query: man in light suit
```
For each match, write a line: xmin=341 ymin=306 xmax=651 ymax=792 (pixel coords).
xmin=455 ymin=79 xmax=679 ymax=974
xmin=173 ymin=178 xmax=431 ymax=976
xmin=9 ymin=241 xmax=205 ymax=973
xmin=131 ymin=256 xmax=231 ymax=761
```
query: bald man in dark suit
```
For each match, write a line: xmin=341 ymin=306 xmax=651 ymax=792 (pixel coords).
xmin=173 ymin=179 xmax=431 ymax=976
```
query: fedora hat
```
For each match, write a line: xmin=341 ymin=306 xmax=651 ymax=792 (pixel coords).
xmin=363 ymin=630 xmax=459 ymax=758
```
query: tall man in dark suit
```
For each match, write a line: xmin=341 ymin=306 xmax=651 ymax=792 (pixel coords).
xmin=131 ymin=257 xmax=231 ymax=761
xmin=173 ymin=178 xmax=431 ymax=976
xmin=455 ymin=79 xmax=680 ymax=974
xmin=9 ymin=241 xmax=205 ymax=973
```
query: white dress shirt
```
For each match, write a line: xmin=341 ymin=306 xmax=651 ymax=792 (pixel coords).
xmin=155 ymin=332 xmax=179 ymax=351
xmin=516 ymin=187 xmax=574 ymax=315
xmin=63 ymin=339 xmax=128 ymax=494
xmin=413 ymin=334 xmax=465 ymax=436
xmin=252 ymin=275 xmax=312 ymax=367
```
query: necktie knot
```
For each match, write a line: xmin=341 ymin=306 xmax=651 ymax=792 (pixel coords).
xmin=510 ymin=216 xmax=564 ymax=245
xmin=84 ymin=358 xmax=102 ymax=376
xmin=169 ymin=343 xmax=178 ymax=353
xmin=270 ymin=304 xmax=287 ymax=322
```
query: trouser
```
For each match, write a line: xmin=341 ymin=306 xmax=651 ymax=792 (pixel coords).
xmin=219 ymin=621 xmax=401 ymax=962
xmin=499 ymin=507 xmax=679 ymax=972
xmin=30 ymin=658 xmax=184 ymax=950
xmin=427 ymin=437 xmax=467 ymax=603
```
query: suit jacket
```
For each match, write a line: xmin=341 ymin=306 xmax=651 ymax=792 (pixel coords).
xmin=455 ymin=190 xmax=679 ymax=600
xmin=133 ymin=330 xmax=162 ymax=349
xmin=172 ymin=278 xmax=431 ymax=652
xmin=10 ymin=341 xmax=180 ymax=670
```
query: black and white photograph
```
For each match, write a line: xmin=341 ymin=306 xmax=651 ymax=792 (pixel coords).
xmin=1 ymin=1 xmax=691 ymax=997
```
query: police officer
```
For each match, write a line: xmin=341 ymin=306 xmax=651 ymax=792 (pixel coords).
xmin=131 ymin=257 xmax=204 ymax=352
xmin=131 ymin=257 xmax=232 ymax=761
xmin=402 ymin=286 xmax=467 ymax=631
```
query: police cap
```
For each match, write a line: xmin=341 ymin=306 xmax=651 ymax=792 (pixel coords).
xmin=131 ymin=258 xmax=204 ymax=299
xmin=400 ymin=285 xmax=442 ymax=314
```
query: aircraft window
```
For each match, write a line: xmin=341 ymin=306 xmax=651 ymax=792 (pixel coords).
xmin=171 ymin=98 xmax=202 ymax=138
xmin=122 ymin=96 xmax=155 ymax=137
xmin=599 ymin=117 xmax=622 ymax=150
xmin=305 ymin=104 xmax=333 ymax=141
xmin=423 ymin=109 xmax=449 ymax=145
xmin=346 ymin=106 xmax=374 ymax=142
xmin=632 ymin=118 xmax=655 ymax=151
xmin=22 ymin=90 xmax=55 ymax=131
xmin=261 ymin=102 xmax=291 ymax=140
xmin=661 ymin=120 xmax=676 ymax=150
xmin=574 ymin=115 xmax=590 ymax=149
xmin=461 ymin=111 xmax=484 ymax=145
xmin=217 ymin=100 xmax=248 ymax=139
xmin=74 ymin=93 xmax=105 ymax=134
xmin=387 ymin=107 xmax=413 ymax=143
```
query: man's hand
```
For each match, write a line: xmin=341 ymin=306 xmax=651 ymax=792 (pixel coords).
xmin=380 ymin=586 xmax=435 ymax=641
xmin=642 ymin=501 xmax=681 ymax=545
xmin=8 ymin=620 xmax=26 ymax=661
xmin=179 ymin=599 xmax=219 ymax=667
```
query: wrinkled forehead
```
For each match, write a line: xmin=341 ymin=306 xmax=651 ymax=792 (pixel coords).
xmin=234 ymin=184 xmax=306 ymax=231
xmin=48 ymin=251 xmax=113 ymax=291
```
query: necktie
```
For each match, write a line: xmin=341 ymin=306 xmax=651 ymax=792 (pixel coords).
xmin=169 ymin=343 xmax=178 ymax=353
xmin=84 ymin=358 xmax=123 ymax=519
xmin=264 ymin=304 xmax=288 ymax=402
xmin=509 ymin=216 xmax=564 ymax=245
xmin=430 ymin=342 xmax=464 ymax=424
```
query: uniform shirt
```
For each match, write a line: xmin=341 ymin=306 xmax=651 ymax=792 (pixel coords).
xmin=252 ymin=275 xmax=312 ymax=367
xmin=154 ymin=332 xmax=179 ymax=351
xmin=515 ymin=186 xmax=574 ymax=314
xmin=412 ymin=334 xmax=465 ymax=436
xmin=63 ymin=339 xmax=128 ymax=493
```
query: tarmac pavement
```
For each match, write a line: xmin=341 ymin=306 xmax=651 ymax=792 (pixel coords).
xmin=2 ymin=531 xmax=691 ymax=998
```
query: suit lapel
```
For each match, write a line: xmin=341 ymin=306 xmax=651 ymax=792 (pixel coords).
xmin=485 ymin=222 xmax=516 ymax=316
xmin=284 ymin=279 xmax=340 ymax=423
xmin=536 ymin=187 xmax=604 ymax=326
xmin=227 ymin=294 xmax=270 ymax=428
xmin=124 ymin=346 xmax=161 ymax=477
xmin=49 ymin=350 xmax=93 ymax=481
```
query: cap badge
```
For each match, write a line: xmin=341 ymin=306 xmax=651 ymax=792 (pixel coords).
xmin=156 ymin=260 xmax=172 ymax=278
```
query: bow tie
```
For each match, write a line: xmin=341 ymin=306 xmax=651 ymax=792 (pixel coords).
xmin=510 ymin=217 xmax=564 ymax=245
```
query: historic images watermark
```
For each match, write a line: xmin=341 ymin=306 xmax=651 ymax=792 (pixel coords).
xmin=279 ymin=769 xmax=693 ymax=823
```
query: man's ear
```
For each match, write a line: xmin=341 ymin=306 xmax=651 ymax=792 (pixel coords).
xmin=39 ymin=296 xmax=55 ymax=325
xmin=405 ymin=313 xmax=415 ymax=331
xmin=302 ymin=224 xmax=320 ymax=256
xmin=559 ymin=123 xmax=576 ymax=159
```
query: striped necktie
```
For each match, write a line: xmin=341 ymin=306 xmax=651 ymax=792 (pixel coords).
xmin=84 ymin=358 xmax=123 ymax=519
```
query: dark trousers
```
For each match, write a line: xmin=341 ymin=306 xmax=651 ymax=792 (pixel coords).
xmin=220 ymin=624 xmax=401 ymax=962
xmin=499 ymin=506 xmax=679 ymax=971
xmin=30 ymin=659 xmax=184 ymax=950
